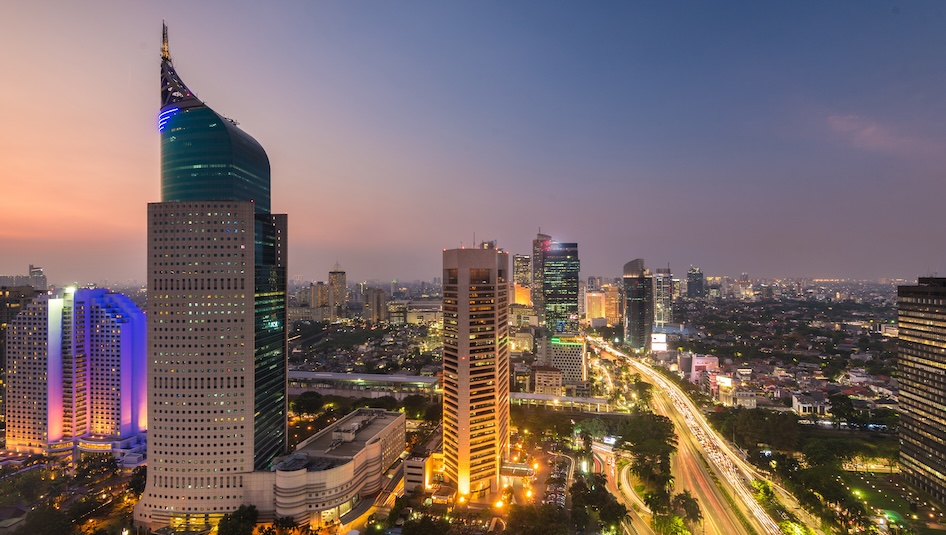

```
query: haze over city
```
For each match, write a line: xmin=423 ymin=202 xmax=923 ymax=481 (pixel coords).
xmin=3 ymin=1 xmax=946 ymax=284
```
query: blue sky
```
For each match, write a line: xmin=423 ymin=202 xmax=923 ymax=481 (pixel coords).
xmin=2 ymin=2 xmax=945 ymax=283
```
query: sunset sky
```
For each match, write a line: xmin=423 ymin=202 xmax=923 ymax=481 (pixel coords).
xmin=3 ymin=2 xmax=946 ymax=285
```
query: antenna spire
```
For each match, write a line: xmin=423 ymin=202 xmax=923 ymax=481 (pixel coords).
xmin=162 ymin=21 xmax=170 ymax=62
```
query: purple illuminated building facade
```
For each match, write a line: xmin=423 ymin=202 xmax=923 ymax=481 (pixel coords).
xmin=4 ymin=288 xmax=147 ymax=464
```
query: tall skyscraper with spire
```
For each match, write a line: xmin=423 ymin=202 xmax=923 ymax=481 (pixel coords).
xmin=135 ymin=25 xmax=288 ymax=532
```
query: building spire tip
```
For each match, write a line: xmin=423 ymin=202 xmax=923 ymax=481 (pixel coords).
xmin=161 ymin=21 xmax=170 ymax=62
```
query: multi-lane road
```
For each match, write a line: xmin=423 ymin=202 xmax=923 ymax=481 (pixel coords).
xmin=591 ymin=340 xmax=786 ymax=535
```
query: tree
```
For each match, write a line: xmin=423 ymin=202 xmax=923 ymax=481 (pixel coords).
xmin=599 ymin=500 xmax=629 ymax=527
xmin=401 ymin=394 xmax=428 ymax=420
xmin=274 ymin=515 xmax=298 ymax=534
xmin=506 ymin=505 xmax=570 ymax=535
xmin=14 ymin=505 xmax=74 ymax=535
xmin=401 ymin=516 xmax=450 ymax=535
xmin=672 ymin=490 xmax=702 ymax=526
xmin=218 ymin=505 xmax=259 ymax=535
xmin=423 ymin=403 xmax=442 ymax=424
xmin=828 ymin=393 xmax=855 ymax=429
xmin=291 ymin=391 xmax=323 ymax=415
xmin=75 ymin=453 xmax=119 ymax=483
xmin=129 ymin=465 xmax=147 ymax=495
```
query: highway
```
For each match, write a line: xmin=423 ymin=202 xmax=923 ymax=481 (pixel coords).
xmin=591 ymin=340 xmax=783 ymax=535
xmin=651 ymin=384 xmax=750 ymax=535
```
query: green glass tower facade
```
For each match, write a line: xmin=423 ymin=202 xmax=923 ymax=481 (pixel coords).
xmin=543 ymin=242 xmax=580 ymax=333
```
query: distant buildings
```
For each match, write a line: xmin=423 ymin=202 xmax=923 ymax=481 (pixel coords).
xmin=363 ymin=287 xmax=387 ymax=323
xmin=329 ymin=263 xmax=347 ymax=319
xmin=687 ymin=266 xmax=705 ymax=298
xmin=442 ymin=243 xmax=510 ymax=497
xmin=5 ymin=288 xmax=146 ymax=464
xmin=531 ymin=233 xmax=551 ymax=323
xmin=623 ymin=259 xmax=653 ymax=351
xmin=654 ymin=266 xmax=673 ymax=326
xmin=0 ymin=265 xmax=47 ymax=291
xmin=898 ymin=278 xmax=946 ymax=504
xmin=136 ymin=26 xmax=288 ymax=531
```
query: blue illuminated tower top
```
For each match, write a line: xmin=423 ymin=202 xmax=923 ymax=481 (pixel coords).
xmin=159 ymin=23 xmax=271 ymax=213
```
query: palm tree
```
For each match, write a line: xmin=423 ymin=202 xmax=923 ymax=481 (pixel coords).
xmin=672 ymin=490 xmax=702 ymax=528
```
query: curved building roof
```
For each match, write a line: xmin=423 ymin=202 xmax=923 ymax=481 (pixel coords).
xmin=159 ymin=24 xmax=271 ymax=213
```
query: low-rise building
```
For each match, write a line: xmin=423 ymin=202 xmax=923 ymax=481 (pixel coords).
xmin=244 ymin=409 xmax=405 ymax=528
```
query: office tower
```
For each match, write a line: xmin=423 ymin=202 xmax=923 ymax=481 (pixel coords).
xmin=329 ymin=263 xmax=347 ymax=319
xmin=5 ymin=288 xmax=146 ymax=456
xmin=601 ymin=283 xmax=622 ymax=327
xmin=531 ymin=233 xmax=551 ymax=321
xmin=687 ymin=266 xmax=705 ymax=298
xmin=623 ymin=259 xmax=653 ymax=351
xmin=654 ymin=266 xmax=673 ymax=326
xmin=442 ymin=243 xmax=509 ymax=497
xmin=898 ymin=278 xmax=946 ymax=503
xmin=543 ymin=242 xmax=580 ymax=332
xmin=364 ymin=288 xmax=387 ymax=323
xmin=28 ymin=265 xmax=47 ymax=291
xmin=136 ymin=25 xmax=288 ymax=530
xmin=513 ymin=254 xmax=531 ymax=286
xmin=587 ymin=276 xmax=602 ymax=292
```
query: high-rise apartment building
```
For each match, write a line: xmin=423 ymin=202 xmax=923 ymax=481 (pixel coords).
xmin=0 ymin=286 xmax=40 ymax=423
xmin=654 ymin=266 xmax=673 ymax=326
xmin=687 ymin=266 xmax=705 ymax=298
xmin=442 ymin=243 xmax=510 ymax=497
xmin=5 ymin=288 xmax=146 ymax=458
xmin=531 ymin=233 xmax=551 ymax=322
xmin=543 ymin=242 xmax=580 ymax=333
xmin=898 ymin=278 xmax=946 ymax=503
xmin=329 ymin=263 xmax=347 ymax=319
xmin=136 ymin=26 xmax=288 ymax=531
xmin=623 ymin=259 xmax=653 ymax=351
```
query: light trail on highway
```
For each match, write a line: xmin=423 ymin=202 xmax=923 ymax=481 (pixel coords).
xmin=593 ymin=340 xmax=783 ymax=535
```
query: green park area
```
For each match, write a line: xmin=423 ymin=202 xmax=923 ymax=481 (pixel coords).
xmin=837 ymin=471 xmax=946 ymax=535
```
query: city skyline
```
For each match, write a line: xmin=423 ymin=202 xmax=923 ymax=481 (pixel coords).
xmin=4 ymin=2 xmax=946 ymax=283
